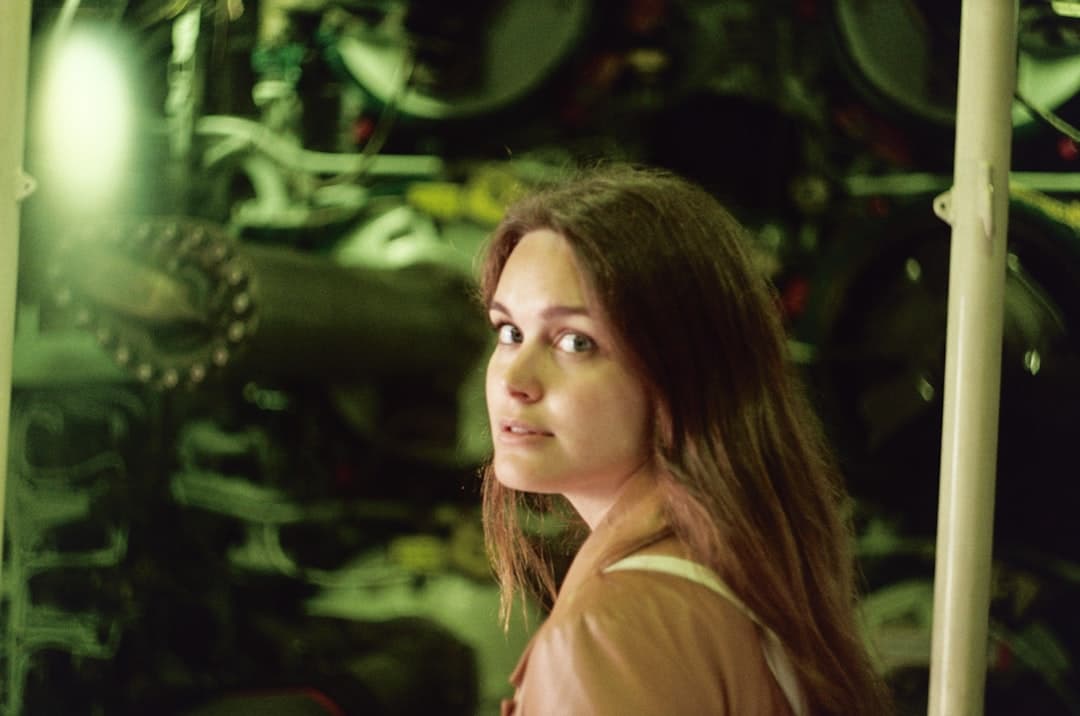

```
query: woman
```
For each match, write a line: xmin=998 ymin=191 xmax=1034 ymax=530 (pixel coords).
xmin=480 ymin=164 xmax=891 ymax=715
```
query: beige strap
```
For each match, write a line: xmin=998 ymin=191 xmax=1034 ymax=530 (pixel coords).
xmin=604 ymin=554 xmax=806 ymax=716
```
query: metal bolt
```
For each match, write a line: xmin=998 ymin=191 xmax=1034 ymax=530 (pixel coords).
xmin=1023 ymin=349 xmax=1041 ymax=375
xmin=226 ymin=263 xmax=246 ymax=286
xmin=917 ymin=376 xmax=935 ymax=402
xmin=905 ymin=258 xmax=922 ymax=283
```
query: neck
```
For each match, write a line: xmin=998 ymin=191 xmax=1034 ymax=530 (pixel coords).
xmin=564 ymin=460 xmax=659 ymax=530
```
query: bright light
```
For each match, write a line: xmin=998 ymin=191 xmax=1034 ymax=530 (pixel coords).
xmin=1051 ymin=1 xmax=1080 ymax=19
xmin=38 ymin=25 xmax=133 ymax=210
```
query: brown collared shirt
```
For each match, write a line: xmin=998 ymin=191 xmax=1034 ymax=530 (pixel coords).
xmin=501 ymin=473 xmax=796 ymax=715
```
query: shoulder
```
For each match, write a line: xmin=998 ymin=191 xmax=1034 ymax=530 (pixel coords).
xmin=558 ymin=566 xmax=766 ymax=676
xmin=514 ymin=567 xmax=790 ymax=716
xmin=567 ymin=564 xmax=760 ymax=642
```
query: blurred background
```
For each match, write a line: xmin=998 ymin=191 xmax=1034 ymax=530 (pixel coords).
xmin=3 ymin=0 xmax=1080 ymax=714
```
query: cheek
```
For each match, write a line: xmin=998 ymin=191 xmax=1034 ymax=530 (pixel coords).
xmin=573 ymin=376 xmax=652 ymax=449
xmin=484 ymin=352 xmax=501 ymax=411
xmin=618 ymin=395 xmax=652 ymax=451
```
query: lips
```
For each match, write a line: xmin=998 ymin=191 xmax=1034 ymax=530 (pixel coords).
xmin=499 ymin=419 xmax=553 ymax=437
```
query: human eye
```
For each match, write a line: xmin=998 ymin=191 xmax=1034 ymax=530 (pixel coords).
xmin=494 ymin=322 xmax=523 ymax=345
xmin=556 ymin=332 xmax=595 ymax=354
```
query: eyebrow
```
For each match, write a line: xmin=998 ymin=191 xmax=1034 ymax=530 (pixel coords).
xmin=489 ymin=300 xmax=591 ymax=320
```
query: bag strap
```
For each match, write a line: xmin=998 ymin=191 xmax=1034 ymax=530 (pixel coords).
xmin=603 ymin=554 xmax=806 ymax=716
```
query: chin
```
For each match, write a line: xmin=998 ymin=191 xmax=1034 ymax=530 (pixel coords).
xmin=491 ymin=462 xmax=561 ymax=495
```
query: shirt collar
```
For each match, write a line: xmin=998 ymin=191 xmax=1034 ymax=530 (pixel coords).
xmin=556 ymin=471 xmax=672 ymax=605
xmin=507 ymin=471 xmax=673 ymax=689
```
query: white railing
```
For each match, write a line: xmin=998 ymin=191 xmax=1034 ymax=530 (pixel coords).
xmin=928 ymin=3 xmax=1017 ymax=715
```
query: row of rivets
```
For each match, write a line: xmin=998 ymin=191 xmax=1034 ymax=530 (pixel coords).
xmin=49 ymin=217 xmax=250 ymax=390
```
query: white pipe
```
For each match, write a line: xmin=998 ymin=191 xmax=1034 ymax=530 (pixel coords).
xmin=927 ymin=2 xmax=1016 ymax=716
xmin=847 ymin=171 xmax=1080 ymax=196
xmin=0 ymin=0 xmax=34 ymax=590
xmin=196 ymin=115 xmax=445 ymax=177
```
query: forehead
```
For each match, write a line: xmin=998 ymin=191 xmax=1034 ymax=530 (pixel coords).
xmin=492 ymin=229 xmax=592 ymax=308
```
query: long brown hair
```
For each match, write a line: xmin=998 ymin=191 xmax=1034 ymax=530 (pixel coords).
xmin=478 ymin=163 xmax=891 ymax=715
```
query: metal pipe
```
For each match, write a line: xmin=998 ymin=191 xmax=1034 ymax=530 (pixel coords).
xmin=46 ymin=216 xmax=489 ymax=390
xmin=927 ymin=2 xmax=1017 ymax=715
xmin=0 ymin=0 xmax=34 ymax=590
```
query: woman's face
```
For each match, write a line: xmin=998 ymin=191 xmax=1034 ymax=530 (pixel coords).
xmin=485 ymin=229 xmax=655 ymax=527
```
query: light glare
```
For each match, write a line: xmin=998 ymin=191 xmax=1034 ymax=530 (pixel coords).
xmin=1051 ymin=1 xmax=1080 ymax=19
xmin=39 ymin=27 xmax=133 ymax=209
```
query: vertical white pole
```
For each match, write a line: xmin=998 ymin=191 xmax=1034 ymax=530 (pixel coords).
xmin=927 ymin=2 xmax=1016 ymax=716
xmin=0 ymin=0 xmax=35 ymax=588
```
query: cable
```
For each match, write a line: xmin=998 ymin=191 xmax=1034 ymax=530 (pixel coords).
xmin=1015 ymin=89 xmax=1080 ymax=143
xmin=315 ymin=48 xmax=417 ymax=188
xmin=196 ymin=114 xmax=443 ymax=176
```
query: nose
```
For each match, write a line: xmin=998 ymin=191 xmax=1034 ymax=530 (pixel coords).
xmin=492 ymin=343 xmax=543 ymax=403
